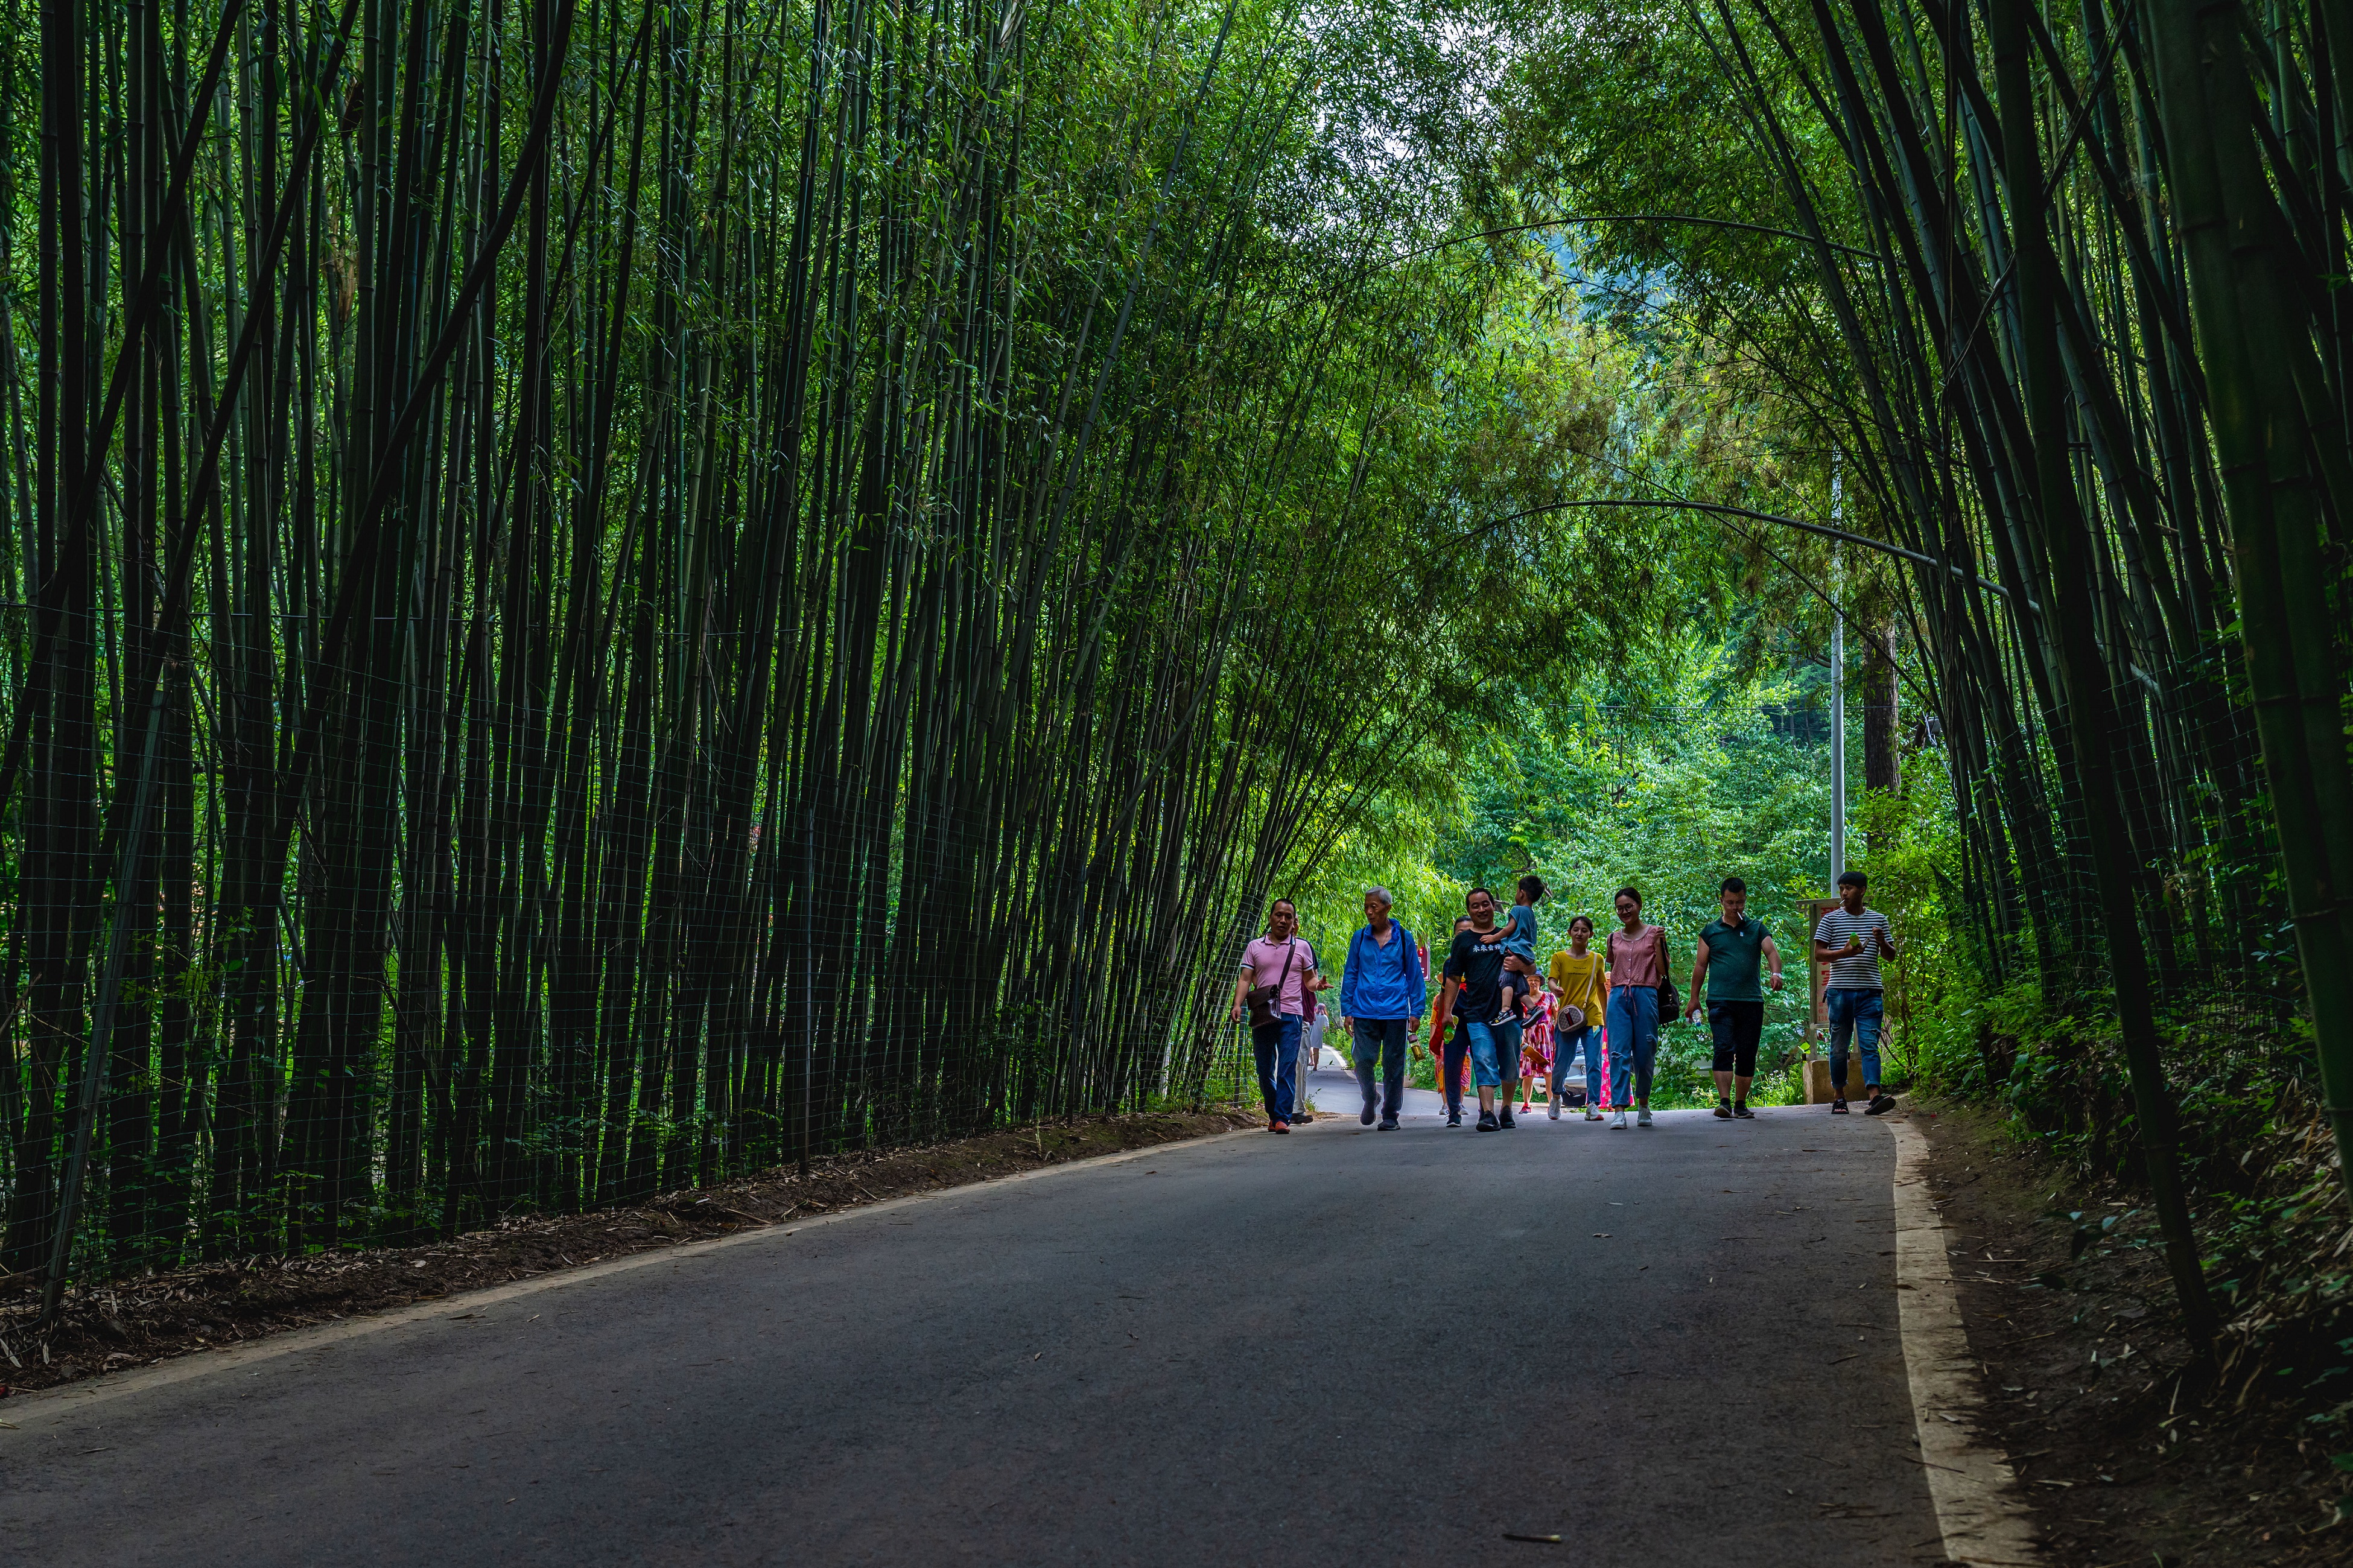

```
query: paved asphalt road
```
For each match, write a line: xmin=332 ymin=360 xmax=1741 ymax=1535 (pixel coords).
xmin=5 ymin=1104 xmax=1940 ymax=1566
xmin=1297 ymin=1065 xmax=1449 ymax=1119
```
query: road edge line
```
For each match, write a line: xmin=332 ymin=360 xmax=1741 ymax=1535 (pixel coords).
xmin=8 ymin=1124 xmax=1262 ymax=1426
xmin=1890 ymin=1114 xmax=2043 ymax=1566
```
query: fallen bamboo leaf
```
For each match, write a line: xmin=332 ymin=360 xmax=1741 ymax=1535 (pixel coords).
xmin=1501 ymin=1533 xmax=1561 ymax=1544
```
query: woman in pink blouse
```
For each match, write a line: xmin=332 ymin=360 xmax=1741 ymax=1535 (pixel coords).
xmin=1601 ymin=885 xmax=1674 ymax=1129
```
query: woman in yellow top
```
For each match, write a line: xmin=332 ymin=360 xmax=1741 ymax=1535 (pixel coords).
xmin=1545 ymin=915 xmax=1608 ymax=1121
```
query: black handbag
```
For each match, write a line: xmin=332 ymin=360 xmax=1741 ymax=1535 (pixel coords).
xmin=1245 ymin=939 xmax=1297 ymax=1029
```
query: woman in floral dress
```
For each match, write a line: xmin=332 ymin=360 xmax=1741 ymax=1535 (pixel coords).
xmin=1516 ymin=986 xmax=1556 ymax=1114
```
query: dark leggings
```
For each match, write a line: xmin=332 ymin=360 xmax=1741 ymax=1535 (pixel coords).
xmin=1442 ymin=1022 xmax=1467 ymax=1114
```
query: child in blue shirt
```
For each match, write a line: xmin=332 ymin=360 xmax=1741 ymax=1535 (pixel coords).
xmin=1490 ymin=874 xmax=1545 ymax=1026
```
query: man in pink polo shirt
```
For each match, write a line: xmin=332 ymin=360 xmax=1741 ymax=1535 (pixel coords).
xmin=1227 ymin=898 xmax=1324 ymax=1132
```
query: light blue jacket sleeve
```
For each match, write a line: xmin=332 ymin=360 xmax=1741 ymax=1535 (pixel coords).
xmin=1403 ymin=925 xmax=1428 ymax=1015
xmin=1339 ymin=928 xmax=1363 ymax=1018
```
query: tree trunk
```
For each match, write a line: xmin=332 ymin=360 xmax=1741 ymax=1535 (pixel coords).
xmin=1861 ymin=624 xmax=1900 ymax=793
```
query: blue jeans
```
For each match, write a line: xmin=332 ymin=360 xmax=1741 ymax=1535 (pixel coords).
xmin=1551 ymin=1023 xmax=1598 ymax=1105
xmin=1462 ymin=1018 xmax=1508 ymax=1088
xmin=1351 ymin=1017 xmax=1410 ymax=1122
xmin=1605 ymin=986 xmax=1659 ymax=1106
xmin=1826 ymin=988 xmax=1885 ymax=1092
xmin=1251 ymin=1015 xmax=1302 ymax=1120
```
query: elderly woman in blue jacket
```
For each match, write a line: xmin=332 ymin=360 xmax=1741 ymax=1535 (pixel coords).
xmin=1338 ymin=886 xmax=1428 ymax=1129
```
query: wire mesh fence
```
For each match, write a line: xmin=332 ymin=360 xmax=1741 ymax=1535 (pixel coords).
xmin=12 ymin=0 xmax=2352 ymax=1370
xmin=0 ymin=726 xmax=1304 ymax=1307
xmin=0 ymin=0 xmax=1561 ymax=1315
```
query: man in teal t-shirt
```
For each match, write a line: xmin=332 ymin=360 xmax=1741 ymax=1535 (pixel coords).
xmin=1683 ymin=876 xmax=1784 ymax=1118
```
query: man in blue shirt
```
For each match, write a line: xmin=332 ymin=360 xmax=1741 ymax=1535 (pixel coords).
xmin=1338 ymin=886 xmax=1427 ymax=1130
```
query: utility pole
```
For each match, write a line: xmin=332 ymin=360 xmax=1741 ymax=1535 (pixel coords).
xmin=1829 ymin=456 xmax=1846 ymax=884
xmin=1831 ymin=582 xmax=1846 ymax=881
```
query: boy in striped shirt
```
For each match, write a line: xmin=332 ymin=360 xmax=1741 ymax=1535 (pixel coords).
xmin=1812 ymin=870 xmax=1900 ymax=1115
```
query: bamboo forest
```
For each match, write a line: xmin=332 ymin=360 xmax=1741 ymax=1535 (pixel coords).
xmin=2 ymin=0 xmax=2351 ymax=1461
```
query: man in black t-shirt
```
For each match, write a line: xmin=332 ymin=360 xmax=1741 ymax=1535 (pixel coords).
xmin=1433 ymin=887 xmax=1519 ymax=1131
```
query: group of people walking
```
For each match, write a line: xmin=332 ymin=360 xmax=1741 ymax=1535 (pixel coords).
xmin=1229 ymin=871 xmax=1899 ymax=1132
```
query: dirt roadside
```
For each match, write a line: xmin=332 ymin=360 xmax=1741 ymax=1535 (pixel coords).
xmin=0 ymin=1108 xmax=1254 ymax=1397
xmin=1913 ymin=1095 xmax=2348 ymax=1566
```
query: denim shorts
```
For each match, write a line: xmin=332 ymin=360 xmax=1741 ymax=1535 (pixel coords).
xmin=1462 ymin=1018 xmax=1509 ymax=1088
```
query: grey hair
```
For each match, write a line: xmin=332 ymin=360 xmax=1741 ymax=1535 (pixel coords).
xmin=1364 ymin=885 xmax=1394 ymax=909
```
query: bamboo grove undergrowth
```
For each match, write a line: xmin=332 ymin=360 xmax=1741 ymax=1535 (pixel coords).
xmin=0 ymin=0 xmax=1629 ymax=1299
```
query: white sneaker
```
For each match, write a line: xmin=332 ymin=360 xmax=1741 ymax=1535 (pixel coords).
xmin=1547 ymin=1102 xmax=1560 ymax=1120
xmin=1637 ymin=1108 xmax=1654 ymax=1127
xmin=1610 ymin=1110 xmax=1628 ymax=1129
xmin=1584 ymin=1109 xmax=1602 ymax=1122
